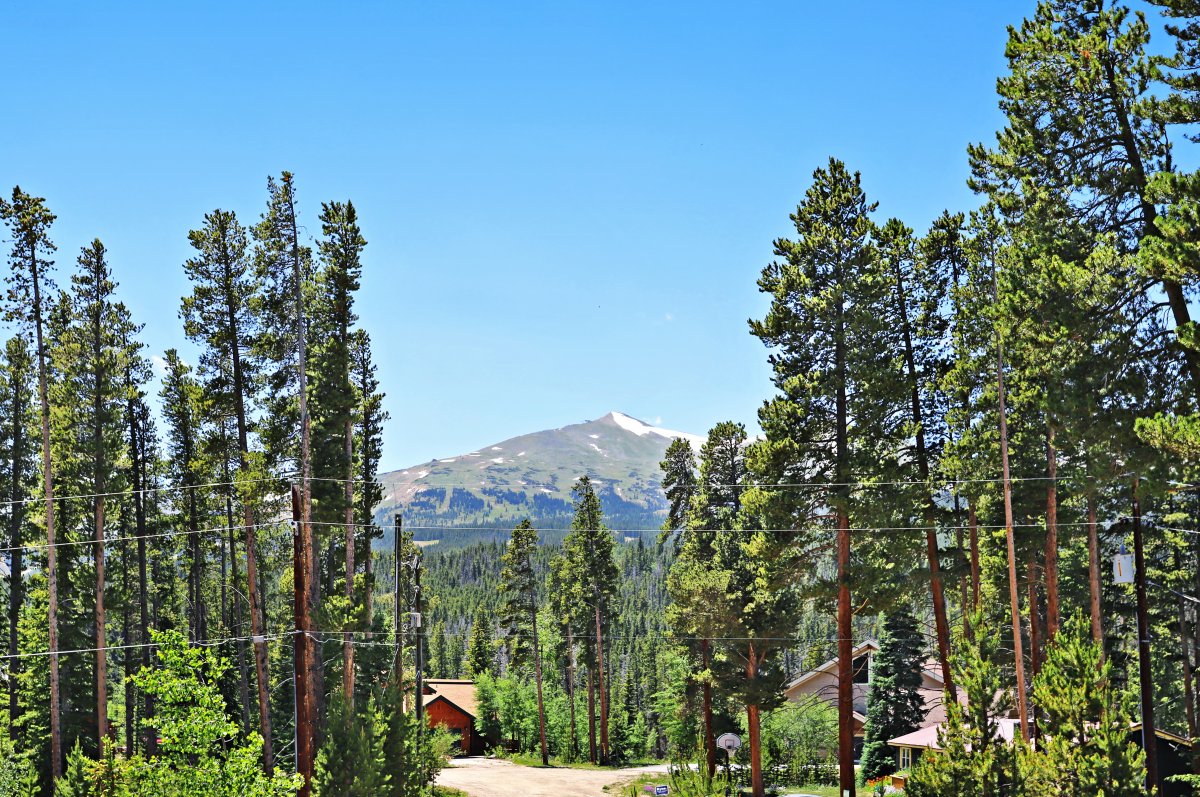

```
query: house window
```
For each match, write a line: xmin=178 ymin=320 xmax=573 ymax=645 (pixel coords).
xmin=899 ymin=747 xmax=911 ymax=770
xmin=852 ymin=654 xmax=871 ymax=684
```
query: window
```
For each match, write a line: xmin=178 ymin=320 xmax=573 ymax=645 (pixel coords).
xmin=852 ymin=653 xmax=871 ymax=684
xmin=900 ymin=747 xmax=911 ymax=770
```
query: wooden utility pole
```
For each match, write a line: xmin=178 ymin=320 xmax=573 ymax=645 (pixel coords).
xmin=414 ymin=551 xmax=424 ymax=737
xmin=393 ymin=515 xmax=403 ymax=680
xmin=1131 ymin=476 xmax=1159 ymax=793
xmin=292 ymin=485 xmax=314 ymax=796
xmin=996 ymin=330 xmax=1029 ymax=741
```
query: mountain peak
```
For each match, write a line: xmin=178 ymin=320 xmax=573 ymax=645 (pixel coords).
xmin=374 ymin=412 xmax=706 ymax=545
xmin=601 ymin=411 xmax=706 ymax=448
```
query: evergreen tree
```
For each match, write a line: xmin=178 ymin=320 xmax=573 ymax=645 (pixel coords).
xmin=311 ymin=199 xmax=366 ymax=705
xmin=53 ymin=239 xmax=138 ymax=747
xmin=859 ymin=606 xmax=928 ymax=781
xmin=498 ymin=518 xmax=548 ymax=764
xmin=748 ymin=157 xmax=906 ymax=797
xmin=0 ymin=336 xmax=35 ymax=734
xmin=1021 ymin=613 xmax=1147 ymax=796
xmin=252 ymin=171 xmax=321 ymax=746
xmin=1 ymin=187 xmax=64 ymax=780
xmin=556 ymin=476 xmax=619 ymax=763
xmin=313 ymin=692 xmax=387 ymax=797
xmin=466 ymin=606 xmax=495 ymax=678
xmin=658 ymin=438 xmax=697 ymax=546
xmin=180 ymin=206 xmax=274 ymax=767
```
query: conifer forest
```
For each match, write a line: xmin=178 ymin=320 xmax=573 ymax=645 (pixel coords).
xmin=7 ymin=1 xmax=1200 ymax=796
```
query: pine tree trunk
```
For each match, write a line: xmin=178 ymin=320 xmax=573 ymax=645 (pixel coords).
xmin=836 ymin=509 xmax=855 ymax=797
xmin=30 ymin=258 xmax=62 ymax=779
xmin=969 ymin=500 xmax=981 ymax=610
xmin=225 ymin=265 xmax=273 ymax=770
xmin=129 ymin=398 xmax=155 ymax=756
xmin=587 ymin=667 xmax=597 ymax=764
xmin=289 ymin=184 xmax=322 ymax=740
xmin=702 ymin=639 xmax=715 ymax=779
xmin=6 ymin=363 xmax=25 ymax=735
xmin=531 ymin=606 xmax=548 ymax=766
xmin=227 ymin=491 xmax=251 ymax=733
xmin=891 ymin=245 xmax=955 ymax=703
xmin=121 ymin=538 xmax=133 ymax=754
xmin=1181 ymin=599 xmax=1196 ymax=745
xmin=594 ymin=600 xmax=609 ymax=763
xmin=343 ymin=414 xmax=355 ymax=706
xmin=746 ymin=645 xmax=765 ymax=797
xmin=1044 ymin=427 xmax=1060 ymax=640
xmin=834 ymin=278 xmax=855 ymax=797
xmin=566 ymin=628 xmax=578 ymax=762
xmin=95 ymin=495 xmax=108 ymax=745
xmin=1028 ymin=561 xmax=1041 ymax=681
xmin=1086 ymin=496 xmax=1104 ymax=652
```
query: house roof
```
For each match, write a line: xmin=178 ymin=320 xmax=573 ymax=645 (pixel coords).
xmin=785 ymin=641 xmax=879 ymax=691
xmin=890 ymin=721 xmax=1192 ymax=751
xmin=425 ymin=680 xmax=478 ymax=718
xmin=784 ymin=641 xmax=947 ymax=692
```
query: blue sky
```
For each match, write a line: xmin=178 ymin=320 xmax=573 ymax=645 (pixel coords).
xmin=3 ymin=1 xmax=1036 ymax=470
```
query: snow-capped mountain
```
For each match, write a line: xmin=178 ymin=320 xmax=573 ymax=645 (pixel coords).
xmin=373 ymin=412 xmax=705 ymax=546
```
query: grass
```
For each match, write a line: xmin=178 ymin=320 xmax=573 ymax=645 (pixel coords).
xmin=615 ymin=773 xmax=843 ymax=797
xmin=432 ymin=787 xmax=469 ymax=797
xmin=502 ymin=751 xmax=660 ymax=770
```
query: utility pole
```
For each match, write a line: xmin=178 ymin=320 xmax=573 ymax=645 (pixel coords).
xmin=994 ymin=271 xmax=1029 ymax=742
xmin=393 ymin=515 xmax=403 ymax=680
xmin=291 ymin=485 xmax=313 ymax=797
xmin=1132 ymin=475 xmax=1159 ymax=792
xmin=414 ymin=550 xmax=425 ymax=743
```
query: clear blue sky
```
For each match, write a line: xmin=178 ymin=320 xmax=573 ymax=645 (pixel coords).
xmin=3 ymin=1 xmax=1036 ymax=471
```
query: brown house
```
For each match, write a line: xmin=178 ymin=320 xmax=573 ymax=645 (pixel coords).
xmin=423 ymin=679 xmax=489 ymax=756
xmin=782 ymin=641 xmax=957 ymax=760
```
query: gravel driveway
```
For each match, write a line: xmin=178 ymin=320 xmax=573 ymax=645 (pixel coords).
xmin=437 ymin=757 xmax=670 ymax=797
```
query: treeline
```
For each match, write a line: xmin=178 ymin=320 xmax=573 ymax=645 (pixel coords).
xmin=652 ymin=2 xmax=1200 ymax=796
xmin=0 ymin=172 xmax=394 ymax=794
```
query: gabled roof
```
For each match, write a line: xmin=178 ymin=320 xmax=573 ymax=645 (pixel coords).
xmin=891 ymin=720 xmax=1192 ymax=751
xmin=785 ymin=641 xmax=879 ymax=692
xmin=424 ymin=679 xmax=478 ymax=718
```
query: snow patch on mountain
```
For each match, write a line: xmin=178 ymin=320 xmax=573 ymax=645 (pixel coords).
xmin=606 ymin=411 xmax=706 ymax=448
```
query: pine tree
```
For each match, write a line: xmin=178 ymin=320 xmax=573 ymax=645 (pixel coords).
xmin=0 ymin=187 xmax=63 ymax=779
xmin=556 ymin=476 xmax=619 ymax=764
xmin=499 ymin=518 xmax=548 ymax=764
xmin=1021 ymin=613 xmax=1148 ymax=796
xmin=748 ymin=158 xmax=906 ymax=797
xmin=311 ymin=200 xmax=366 ymax=705
xmin=180 ymin=206 xmax=274 ymax=766
xmin=313 ymin=692 xmax=387 ymax=797
xmin=0 ymin=336 xmax=35 ymax=734
xmin=466 ymin=606 xmax=494 ymax=678
xmin=876 ymin=218 xmax=957 ymax=699
xmin=859 ymin=606 xmax=928 ymax=781
xmin=658 ymin=438 xmax=697 ymax=546
xmin=253 ymin=172 xmax=321 ymax=744
xmin=54 ymin=239 xmax=138 ymax=747
xmin=158 ymin=350 xmax=208 ymax=642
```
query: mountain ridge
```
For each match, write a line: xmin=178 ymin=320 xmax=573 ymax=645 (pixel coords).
xmin=373 ymin=412 xmax=703 ymax=546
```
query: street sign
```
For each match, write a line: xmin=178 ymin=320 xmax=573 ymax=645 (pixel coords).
xmin=716 ymin=732 xmax=742 ymax=754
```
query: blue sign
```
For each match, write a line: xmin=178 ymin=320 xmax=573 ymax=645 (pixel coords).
xmin=654 ymin=787 xmax=669 ymax=796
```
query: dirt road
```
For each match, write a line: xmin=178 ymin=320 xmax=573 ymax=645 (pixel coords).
xmin=436 ymin=756 xmax=670 ymax=797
